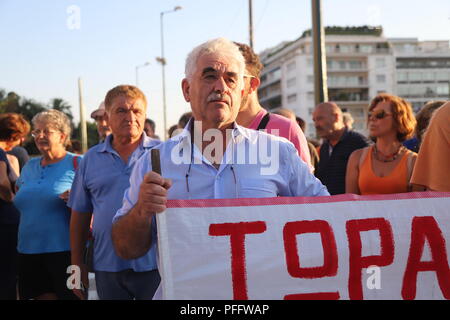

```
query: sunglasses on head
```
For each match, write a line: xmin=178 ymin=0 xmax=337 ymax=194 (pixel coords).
xmin=368 ymin=110 xmax=392 ymax=120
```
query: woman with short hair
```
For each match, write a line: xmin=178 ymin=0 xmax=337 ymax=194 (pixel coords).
xmin=14 ymin=109 xmax=81 ymax=300
xmin=346 ymin=93 xmax=417 ymax=195
xmin=0 ymin=113 xmax=30 ymax=300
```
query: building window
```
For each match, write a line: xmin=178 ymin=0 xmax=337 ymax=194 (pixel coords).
xmin=287 ymin=77 xmax=297 ymax=88
xmin=436 ymin=71 xmax=450 ymax=82
xmin=260 ymin=74 xmax=267 ymax=84
xmin=422 ymin=72 xmax=435 ymax=82
xmin=287 ymin=61 xmax=296 ymax=72
xmin=376 ymin=75 xmax=386 ymax=83
xmin=360 ymin=45 xmax=373 ymax=53
xmin=307 ymin=75 xmax=314 ymax=84
xmin=397 ymin=86 xmax=409 ymax=96
xmin=269 ymin=81 xmax=281 ymax=95
xmin=268 ymin=67 xmax=281 ymax=82
xmin=340 ymin=45 xmax=352 ymax=53
xmin=287 ymin=94 xmax=297 ymax=104
xmin=409 ymin=72 xmax=422 ymax=82
xmin=437 ymin=85 xmax=449 ymax=96
xmin=376 ymin=58 xmax=386 ymax=68
xmin=349 ymin=60 xmax=363 ymax=70
xmin=397 ymin=72 xmax=408 ymax=82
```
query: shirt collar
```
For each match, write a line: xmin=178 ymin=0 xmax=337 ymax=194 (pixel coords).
xmin=174 ymin=118 xmax=252 ymax=147
xmin=326 ymin=127 xmax=349 ymax=147
xmin=97 ymin=132 xmax=157 ymax=153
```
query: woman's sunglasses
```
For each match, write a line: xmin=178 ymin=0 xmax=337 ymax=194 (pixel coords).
xmin=368 ymin=110 xmax=392 ymax=120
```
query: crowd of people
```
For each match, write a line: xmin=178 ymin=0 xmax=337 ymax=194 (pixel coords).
xmin=0 ymin=37 xmax=449 ymax=300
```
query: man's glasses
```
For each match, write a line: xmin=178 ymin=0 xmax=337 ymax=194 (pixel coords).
xmin=31 ymin=129 xmax=58 ymax=138
xmin=368 ymin=110 xmax=392 ymax=121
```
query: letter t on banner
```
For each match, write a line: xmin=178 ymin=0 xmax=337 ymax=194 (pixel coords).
xmin=209 ymin=221 xmax=266 ymax=300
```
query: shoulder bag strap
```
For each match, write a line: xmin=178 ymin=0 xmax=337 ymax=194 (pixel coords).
xmin=257 ymin=112 xmax=271 ymax=130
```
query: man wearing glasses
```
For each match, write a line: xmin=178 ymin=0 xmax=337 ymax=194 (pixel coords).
xmin=111 ymin=38 xmax=329 ymax=275
xmin=313 ymin=102 xmax=370 ymax=195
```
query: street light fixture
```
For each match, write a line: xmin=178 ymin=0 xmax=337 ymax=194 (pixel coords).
xmin=157 ymin=5 xmax=182 ymax=140
xmin=135 ymin=62 xmax=151 ymax=88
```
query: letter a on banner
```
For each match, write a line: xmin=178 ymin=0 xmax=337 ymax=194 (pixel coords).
xmin=402 ymin=216 xmax=450 ymax=300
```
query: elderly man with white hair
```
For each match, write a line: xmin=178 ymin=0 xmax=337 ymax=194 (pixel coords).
xmin=111 ymin=38 xmax=329 ymax=269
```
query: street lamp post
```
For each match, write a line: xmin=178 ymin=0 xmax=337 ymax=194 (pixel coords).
xmin=157 ymin=6 xmax=182 ymax=140
xmin=249 ymin=0 xmax=254 ymax=49
xmin=135 ymin=62 xmax=150 ymax=88
xmin=311 ymin=0 xmax=328 ymax=105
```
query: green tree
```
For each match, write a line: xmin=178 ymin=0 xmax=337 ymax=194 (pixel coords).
xmin=0 ymin=88 xmax=78 ymax=154
xmin=49 ymin=98 xmax=74 ymax=122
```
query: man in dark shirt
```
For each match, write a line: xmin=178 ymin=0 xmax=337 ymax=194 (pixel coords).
xmin=313 ymin=102 xmax=370 ymax=195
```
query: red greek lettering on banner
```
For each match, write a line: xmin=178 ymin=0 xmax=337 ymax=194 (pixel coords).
xmin=402 ymin=216 xmax=450 ymax=300
xmin=283 ymin=220 xmax=339 ymax=300
xmin=346 ymin=218 xmax=395 ymax=300
xmin=209 ymin=221 xmax=266 ymax=300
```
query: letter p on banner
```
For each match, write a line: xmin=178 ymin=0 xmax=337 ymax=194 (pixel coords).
xmin=346 ymin=218 xmax=394 ymax=300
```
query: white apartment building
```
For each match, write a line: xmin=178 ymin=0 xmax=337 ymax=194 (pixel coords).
xmin=258 ymin=27 xmax=450 ymax=138
xmin=390 ymin=38 xmax=450 ymax=113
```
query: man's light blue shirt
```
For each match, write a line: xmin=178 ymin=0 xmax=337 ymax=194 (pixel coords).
xmin=114 ymin=121 xmax=329 ymax=223
xmin=68 ymin=133 xmax=161 ymax=272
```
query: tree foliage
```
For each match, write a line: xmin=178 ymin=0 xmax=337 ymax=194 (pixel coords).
xmin=1 ymin=88 xmax=98 ymax=154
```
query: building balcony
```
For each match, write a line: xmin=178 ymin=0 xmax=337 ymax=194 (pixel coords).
xmin=328 ymin=88 xmax=369 ymax=103
xmin=327 ymin=67 xmax=369 ymax=73
xmin=328 ymin=81 xmax=369 ymax=88
xmin=260 ymin=89 xmax=282 ymax=102
xmin=260 ymin=95 xmax=282 ymax=110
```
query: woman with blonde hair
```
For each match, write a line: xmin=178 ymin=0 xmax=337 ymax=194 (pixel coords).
xmin=346 ymin=93 xmax=417 ymax=195
xmin=14 ymin=109 xmax=81 ymax=300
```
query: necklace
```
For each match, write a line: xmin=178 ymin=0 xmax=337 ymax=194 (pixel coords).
xmin=373 ymin=144 xmax=404 ymax=163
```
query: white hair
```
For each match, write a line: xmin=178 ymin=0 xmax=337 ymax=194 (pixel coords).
xmin=185 ymin=37 xmax=245 ymax=80
xmin=32 ymin=109 xmax=72 ymax=146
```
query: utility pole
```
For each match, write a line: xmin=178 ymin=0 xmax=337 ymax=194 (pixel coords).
xmin=158 ymin=6 xmax=182 ymax=140
xmin=311 ymin=0 xmax=328 ymax=105
xmin=77 ymin=77 xmax=88 ymax=153
xmin=249 ymin=0 xmax=254 ymax=49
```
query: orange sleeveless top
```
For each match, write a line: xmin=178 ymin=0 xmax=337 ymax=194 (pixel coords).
xmin=358 ymin=146 xmax=410 ymax=195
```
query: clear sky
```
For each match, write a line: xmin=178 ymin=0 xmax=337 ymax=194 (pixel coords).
xmin=1 ymin=0 xmax=449 ymax=138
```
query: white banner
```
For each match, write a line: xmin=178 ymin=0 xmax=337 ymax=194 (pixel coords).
xmin=157 ymin=192 xmax=450 ymax=300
